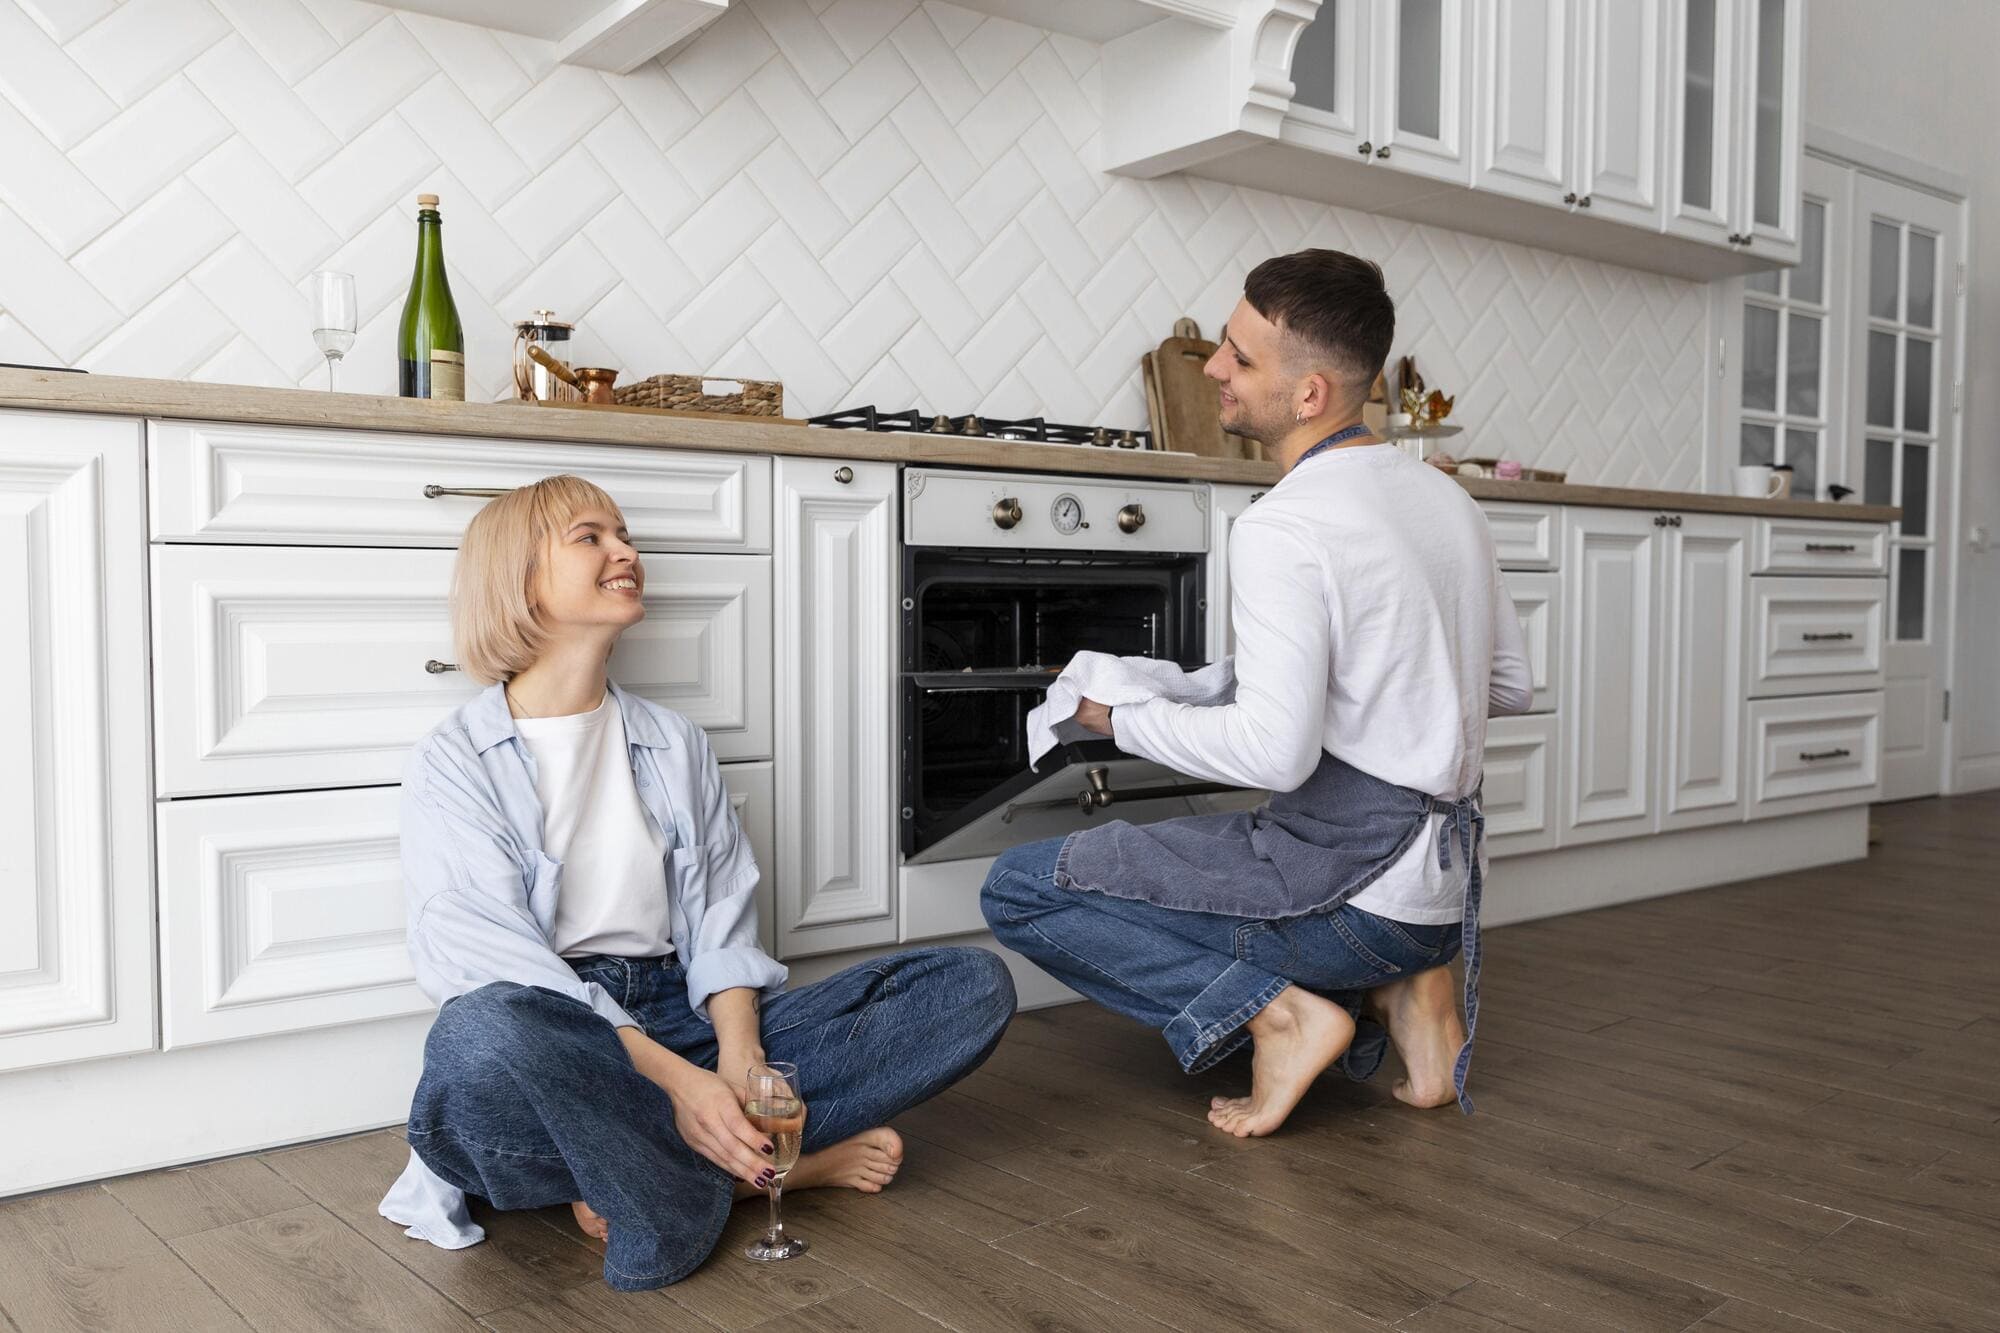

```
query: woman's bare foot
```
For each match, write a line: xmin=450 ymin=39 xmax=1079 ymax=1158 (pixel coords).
xmin=736 ymin=1127 xmax=905 ymax=1199
xmin=1206 ymin=986 xmax=1356 ymax=1137
xmin=570 ymin=1199 xmax=609 ymax=1243
xmin=1369 ymin=965 xmax=1465 ymax=1108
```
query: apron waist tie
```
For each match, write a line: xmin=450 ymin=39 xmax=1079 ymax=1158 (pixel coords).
xmin=1433 ymin=791 xmax=1485 ymax=1115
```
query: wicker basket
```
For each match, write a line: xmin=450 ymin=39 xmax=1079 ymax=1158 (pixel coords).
xmin=612 ymin=374 xmax=784 ymax=417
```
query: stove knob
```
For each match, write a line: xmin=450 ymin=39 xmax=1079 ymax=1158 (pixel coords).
xmin=992 ymin=497 xmax=1023 ymax=530
xmin=960 ymin=416 xmax=986 ymax=437
xmin=1116 ymin=503 xmax=1146 ymax=534
xmin=930 ymin=414 xmax=954 ymax=433
xmin=1116 ymin=431 xmax=1140 ymax=449
xmin=1090 ymin=427 xmax=1112 ymax=447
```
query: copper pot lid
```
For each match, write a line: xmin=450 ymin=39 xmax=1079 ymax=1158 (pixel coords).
xmin=514 ymin=308 xmax=573 ymax=333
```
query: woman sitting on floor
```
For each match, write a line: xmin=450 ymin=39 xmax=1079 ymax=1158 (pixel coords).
xmin=379 ymin=474 xmax=1016 ymax=1291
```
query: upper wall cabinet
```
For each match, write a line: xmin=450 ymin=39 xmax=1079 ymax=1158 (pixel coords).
xmin=1101 ymin=0 xmax=1802 ymax=280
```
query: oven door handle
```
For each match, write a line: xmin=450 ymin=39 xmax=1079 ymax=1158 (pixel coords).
xmin=1000 ymin=765 xmax=1247 ymax=822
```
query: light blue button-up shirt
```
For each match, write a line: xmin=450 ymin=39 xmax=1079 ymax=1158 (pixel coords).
xmin=379 ymin=679 xmax=788 ymax=1248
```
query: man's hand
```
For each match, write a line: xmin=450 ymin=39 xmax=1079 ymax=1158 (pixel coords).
xmin=1075 ymin=697 xmax=1114 ymax=737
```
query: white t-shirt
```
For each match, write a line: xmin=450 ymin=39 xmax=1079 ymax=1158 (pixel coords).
xmin=513 ymin=693 xmax=674 ymax=958
xmin=1113 ymin=443 xmax=1532 ymax=924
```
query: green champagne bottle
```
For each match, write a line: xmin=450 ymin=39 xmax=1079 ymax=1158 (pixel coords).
xmin=397 ymin=193 xmax=465 ymax=400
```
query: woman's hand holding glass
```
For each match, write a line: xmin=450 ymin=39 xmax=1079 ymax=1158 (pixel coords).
xmin=619 ymin=1029 xmax=773 ymax=1186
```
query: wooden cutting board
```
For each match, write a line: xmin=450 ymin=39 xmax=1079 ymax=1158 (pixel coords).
xmin=1145 ymin=318 xmax=1247 ymax=460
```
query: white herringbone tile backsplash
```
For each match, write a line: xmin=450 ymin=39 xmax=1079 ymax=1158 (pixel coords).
xmin=0 ymin=0 xmax=1710 ymax=487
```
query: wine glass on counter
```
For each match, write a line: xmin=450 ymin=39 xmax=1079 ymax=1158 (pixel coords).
xmin=742 ymin=1061 xmax=808 ymax=1261
xmin=311 ymin=270 xmax=357 ymax=391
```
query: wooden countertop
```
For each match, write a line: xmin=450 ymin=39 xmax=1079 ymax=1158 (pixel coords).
xmin=0 ymin=368 xmax=1899 ymax=523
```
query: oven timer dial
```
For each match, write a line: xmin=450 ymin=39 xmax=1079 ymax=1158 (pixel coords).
xmin=1050 ymin=494 xmax=1084 ymax=535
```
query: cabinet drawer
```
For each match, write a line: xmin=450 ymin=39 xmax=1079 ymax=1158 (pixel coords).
xmin=150 ymin=420 xmax=772 ymax=552
xmin=1482 ymin=712 xmax=1559 ymax=855
xmin=153 ymin=545 xmax=772 ymax=796
xmin=1752 ymin=518 xmax=1889 ymax=575
xmin=1480 ymin=502 xmax=1560 ymax=570
xmin=1502 ymin=569 xmax=1560 ymax=714
xmin=157 ymin=787 xmax=427 ymax=1049
xmin=1746 ymin=692 xmax=1883 ymax=815
xmin=1750 ymin=577 xmax=1885 ymax=698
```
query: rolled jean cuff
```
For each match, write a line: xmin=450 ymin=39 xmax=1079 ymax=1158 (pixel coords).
xmin=1165 ymin=962 xmax=1290 ymax=1074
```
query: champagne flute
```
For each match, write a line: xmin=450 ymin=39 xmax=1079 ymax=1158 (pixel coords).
xmin=742 ymin=1061 xmax=808 ymax=1261
xmin=311 ymin=270 xmax=357 ymax=391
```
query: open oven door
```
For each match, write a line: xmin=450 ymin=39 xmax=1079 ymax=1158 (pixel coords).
xmin=903 ymin=728 xmax=1266 ymax=865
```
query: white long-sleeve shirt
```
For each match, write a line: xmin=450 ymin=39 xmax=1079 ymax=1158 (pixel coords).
xmin=1112 ymin=443 xmax=1532 ymax=923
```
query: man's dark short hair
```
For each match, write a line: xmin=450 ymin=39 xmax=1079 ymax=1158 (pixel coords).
xmin=1243 ymin=249 xmax=1395 ymax=389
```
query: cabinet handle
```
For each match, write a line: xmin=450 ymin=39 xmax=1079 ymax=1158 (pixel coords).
xmin=1563 ymin=192 xmax=1578 ymax=205
xmin=1804 ymin=542 xmax=1857 ymax=553
xmin=1375 ymin=144 xmax=1391 ymax=159
xmin=423 ymin=485 xmax=510 ymax=499
xmin=1653 ymin=513 xmax=1682 ymax=527
xmin=1578 ymin=194 xmax=1592 ymax=208
xmin=1799 ymin=748 xmax=1851 ymax=762
xmin=834 ymin=465 xmax=854 ymax=484
xmin=1357 ymin=141 xmax=1374 ymax=156
xmin=1802 ymin=631 xmax=1854 ymax=643
xmin=1670 ymin=514 xmax=1682 ymax=526
xmin=1652 ymin=514 xmax=1668 ymax=526
xmin=424 ymin=659 xmax=459 ymax=674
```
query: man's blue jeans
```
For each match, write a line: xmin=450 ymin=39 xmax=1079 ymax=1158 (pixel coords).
xmin=405 ymin=947 xmax=1015 ymax=1290
xmin=981 ymin=836 xmax=1459 ymax=1077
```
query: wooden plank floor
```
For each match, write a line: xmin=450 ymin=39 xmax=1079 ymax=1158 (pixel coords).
xmin=6 ymin=793 xmax=1997 ymax=1331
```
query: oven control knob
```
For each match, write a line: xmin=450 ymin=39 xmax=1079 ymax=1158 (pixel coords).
xmin=992 ymin=497 xmax=1023 ymax=529
xmin=1116 ymin=503 xmax=1146 ymax=534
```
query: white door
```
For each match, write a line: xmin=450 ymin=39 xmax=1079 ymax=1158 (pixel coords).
xmin=1664 ymin=0 xmax=1738 ymax=245
xmin=1562 ymin=506 xmax=1659 ymax=844
xmin=1373 ymin=0 xmax=1473 ymax=184
xmin=1850 ymin=176 xmax=1961 ymax=799
xmin=1572 ymin=0 xmax=1666 ymax=229
xmin=773 ymin=458 xmax=899 ymax=959
xmin=0 ymin=413 xmax=155 ymax=1073
xmin=1730 ymin=0 xmax=1802 ymax=261
xmin=1472 ymin=0 xmax=1573 ymax=206
xmin=1204 ymin=483 xmax=1265 ymax=658
xmin=1658 ymin=512 xmax=1748 ymax=829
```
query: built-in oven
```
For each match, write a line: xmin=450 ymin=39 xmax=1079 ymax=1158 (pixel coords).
xmin=899 ymin=468 xmax=1255 ymax=869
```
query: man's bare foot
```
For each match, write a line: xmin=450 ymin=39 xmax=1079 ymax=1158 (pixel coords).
xmin=1369 ymin=965 xmax=1464 ymax=1108
xmin=734 ymin=1127 xmax=905 ymax=1199
xmin=1206 ymin=986 xmax=1356 ymax=1137
xmin=570 ymin=1199 xmax=609 ymax=1243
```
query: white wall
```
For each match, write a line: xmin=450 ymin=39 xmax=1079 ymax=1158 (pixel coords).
xmin=0 ymin=0 xmax=1709 ymax=488
xmin=1806 ymin=0 xmax=2000 ymax=790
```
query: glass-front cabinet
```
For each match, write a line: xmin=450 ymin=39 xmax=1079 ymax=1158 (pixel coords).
xmin=1288 ymin=0 xmax=1472 ymax=185
xmin=1667 ymin=0 xmax=1801 ymax=258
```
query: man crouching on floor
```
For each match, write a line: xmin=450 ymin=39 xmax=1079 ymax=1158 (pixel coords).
xmin=981 ymin=248 xmax=1531 ymax=1135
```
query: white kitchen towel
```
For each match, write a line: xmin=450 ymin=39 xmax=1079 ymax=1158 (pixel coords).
xmin=1026 ymin=651 xmax=1236 ymax=768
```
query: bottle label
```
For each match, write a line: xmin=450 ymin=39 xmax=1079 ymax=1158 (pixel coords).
xmin=429 ymin=349 xmax=465 ymax=401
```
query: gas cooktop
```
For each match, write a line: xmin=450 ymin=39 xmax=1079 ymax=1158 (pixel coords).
xmin=806 ymin=406 xmax=1151 ymax=450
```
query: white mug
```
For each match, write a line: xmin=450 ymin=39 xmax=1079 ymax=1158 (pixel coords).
xmin=1733 ymin=464 xmax=1783 ymax=499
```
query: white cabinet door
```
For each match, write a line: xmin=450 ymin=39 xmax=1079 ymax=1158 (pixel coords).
xmin=1561 ymin=507 xmax=1657 ymax=844
xmin=773 ymin=459 xmax=898 ymax=959
xmin=156 ymin=787 xmax=427 ymax=1049
xmin=1664 ymin=0 xmax=1738 ymax=245
xmin=1473 ymin=0 xmax=1573 ymax=206
xmin=0 ymin=413 xmax=155 ymax=1073
xmin=1482 ymin=712 xmax=1560 ymax=855
xmin=719 ymin=762 xmax=776 ymax=958
xmin=1573 ymin=0 xmax=1666 ymax=230
xmin=153 ymin=546 xmax=772 ymax=796
xmin=1287 ymin=0 xmax=1373 ymax=155
xmin=1374 ymin=0 xmax=1474 ymax=184
xmin=1502 ymin=569 xmax=1561 ymax=715
xmin=1204 ymin=483 xmax=1266 ymax=658
xmin=1658 ymin=513 xmax=1748 ymax=830
xmin=1730 ymin=0 xmax=1802 ymax=260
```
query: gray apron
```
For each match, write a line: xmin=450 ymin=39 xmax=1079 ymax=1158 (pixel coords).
xmin=1053 ymin=750 xmax=1486 ymax=1113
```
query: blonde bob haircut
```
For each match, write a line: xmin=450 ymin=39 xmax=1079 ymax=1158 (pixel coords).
xmin=452 ymin=474 xmax=626 ymax=684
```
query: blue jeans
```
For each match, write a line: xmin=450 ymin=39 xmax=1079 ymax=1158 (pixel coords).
xmin=981 ymin=836 xmax=1460 ymax=1077
xmin=405 ymin=947 xmax=1015 ymax=1290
